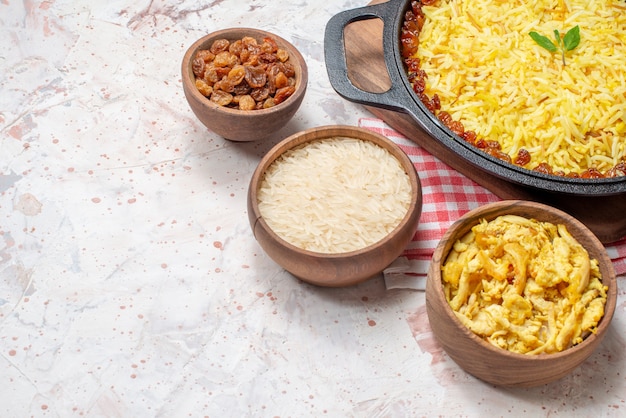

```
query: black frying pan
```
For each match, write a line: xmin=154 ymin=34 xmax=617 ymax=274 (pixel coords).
xmin=324 ymin=0 xmax=626 ymax=196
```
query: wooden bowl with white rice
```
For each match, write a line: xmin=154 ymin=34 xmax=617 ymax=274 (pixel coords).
xmin=247 ymin=125 xmax=422 ymax=287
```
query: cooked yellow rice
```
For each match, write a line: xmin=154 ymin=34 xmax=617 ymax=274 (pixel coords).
xmin=415 ymin=0 xmax=626 ymax=175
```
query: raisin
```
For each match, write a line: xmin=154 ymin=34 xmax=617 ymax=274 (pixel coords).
xmin=581 ymin=168 xmax=605 ymax=179
xmin=484 ymin=148 xmax=512 ymax=164
xmin=412 ymin=76 xmax=426 ymax=94
xmin=214 ymin=51 xmax=237 ymax=68
xmin=421 ymin=94 xmax=438 ymax=113
xmin=514 ymin=149 xmax=531 ymax=166
xmin=214 ymin=77 xmax=236 ymax=93
xmin=259 ymin=53 xmax=277 ymax=64
xmin=192 ymin=57 xmax=206 ymax=78
xmin=432 ymin=94 xmax=441 ymax=110
xmin=276 ymin=49 xmax=289 ymax=62
xmin=448 ymin=120 xmax=465 ymax=136
xmin=266 ymin=65 xmax=279 ymax=93
xmin=210 ymin=39 xmax=230 ymax=54
xmin=240 ymin=48 xmax=251 ymax=65
xmin=242 ymin=36 xmax=258 ymax=47
xmin=243 ymin=36 xmax=261 ymax=56
xmin=210 ymin=90 xmax=233 ymax=106
xmin=462 ymin=130 xmax=477 ymax=145
xmin=203 ymin=64 xmax=221 ymax=84
xmin=196 ymin=50 xmax=215 ymax=62
xmin=245 ymin=66 xmax=267 ymax=88
xmin=401 ymin=22 xmax=420 ymax=58
xmin=281 ymin=62 xmax=296 ymax=78
xmin=250 ymin=86 xmax=270 ymax=102
xmin=438 ymin=111 xmax=453 ymax=126
xmin=274 ymin=72 xmax=289 ymax=89
xmin=233 ymin=81 xmax=251 ymax=96
xmin=607 ymin=162 xmax=626 ymax=177
xmin=533 ymin=163 xmax=553 ymax=175
xmin=195 ymin=79 xmax=213 ymax=97
xmin=229 ymin=40 xmax=243 ymax=56
xmin=262 ymin=36 xmax=278 ymax=53
xmin=263 ymin=97 xmax=276 ymax=108
xmin=485 ymin=140 xmax=501 ymax=150
xmin=238 ymin=95 xmax=256 ymax=110
xmin=274 ymin=86 xmax=295 ymax=104
xmin=243 ymin=52 xmax=260 ymax=67
xmin=215 ymin=66 xmax=231 ymax=79
xmin=438 ymin=110 xmax=464 ymax=135
xmin=405 ymin=58 xmax=421 ymax=74
xmin=227 ymin=65 xmax=246 ymax=86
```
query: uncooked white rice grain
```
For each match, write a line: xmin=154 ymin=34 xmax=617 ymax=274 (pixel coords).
xmin=258 ymin=137 xmax=412 ymax=253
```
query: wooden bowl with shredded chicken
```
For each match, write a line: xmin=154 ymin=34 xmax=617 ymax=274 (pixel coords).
xmin=426 ymin=200 xmax=617 ymax=387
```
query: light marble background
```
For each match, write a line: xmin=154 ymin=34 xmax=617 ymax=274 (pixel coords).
xmin=1 ymin=0 xmax=625 ymax=417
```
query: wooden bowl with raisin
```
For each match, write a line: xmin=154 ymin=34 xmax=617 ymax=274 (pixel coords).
xmin=182 ymin=28 xmax=308 ymax=142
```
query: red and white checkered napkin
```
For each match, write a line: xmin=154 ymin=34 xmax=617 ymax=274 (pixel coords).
xmin=358 ymin=118 xmax=626 ymax=290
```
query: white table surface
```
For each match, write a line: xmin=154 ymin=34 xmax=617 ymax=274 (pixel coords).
xmin=1 ymin=0 xmax=625 ymax=417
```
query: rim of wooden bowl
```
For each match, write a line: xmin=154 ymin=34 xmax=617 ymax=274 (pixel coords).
xmin=247 ymin=125 xmax=422 ymax=285
xmin=426 ymin=200 xmax=617 ymax=386
xmin=181 ymin=27 xmax=308 ymax=116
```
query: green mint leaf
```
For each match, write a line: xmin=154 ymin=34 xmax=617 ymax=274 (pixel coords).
xmin=553 ymin=29 xmax=562 ymax=47
xmin=563 ymin=25 xmax=580 ymax=51
xmin=529 ymin=26 xmax=580 ymax=65
xmin=529 ymin=31 xmax=558 ymax=52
